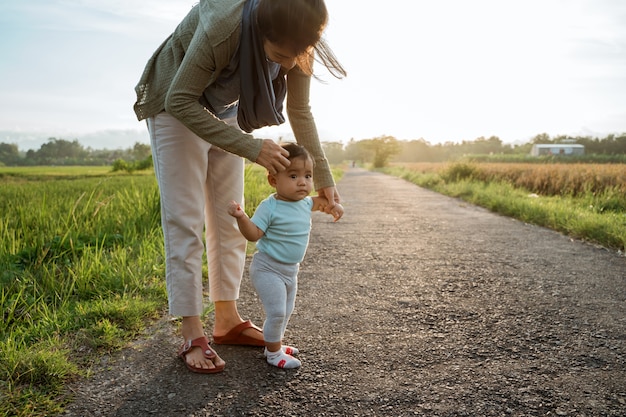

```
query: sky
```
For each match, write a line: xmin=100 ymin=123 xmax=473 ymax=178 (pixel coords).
xmin=1 ymin=0 xmax=625 ymax=151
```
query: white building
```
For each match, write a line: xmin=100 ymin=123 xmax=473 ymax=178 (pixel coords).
xmin=530 ymin=144 xmax=585 ymax=156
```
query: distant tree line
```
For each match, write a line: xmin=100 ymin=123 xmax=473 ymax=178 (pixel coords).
xmin=322 ymin=133 xmax=626 ymax=166
xmin=0 ymin=138 xmax=152 ymax=167
xmin=2 ymin=133 xmax=625 ymax=168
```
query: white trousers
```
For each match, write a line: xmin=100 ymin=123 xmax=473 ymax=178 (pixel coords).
xmin=147 ymin=112 xmax=247 ymax=317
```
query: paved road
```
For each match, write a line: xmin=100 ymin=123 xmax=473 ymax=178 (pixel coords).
xmin=64 ymin=168 xmax=626 ymax=416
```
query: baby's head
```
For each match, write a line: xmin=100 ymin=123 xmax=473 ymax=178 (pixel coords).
xmin=282 ymin=142 xmax=313 ymax=165
xmin=268 ymin=143 xmax=314 ymax=202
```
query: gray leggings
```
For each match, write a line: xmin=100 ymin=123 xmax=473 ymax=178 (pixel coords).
xmin=250 ymin=251 xmax=299 ymax=343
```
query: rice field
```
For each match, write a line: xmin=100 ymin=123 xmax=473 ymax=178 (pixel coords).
xmin=396 ymin=162 xmax=626 ymax=196
xmin=0 ymin=163 xmax=342 ymax=417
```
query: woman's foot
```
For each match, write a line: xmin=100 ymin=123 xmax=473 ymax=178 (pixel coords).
xmin=181 ymin=316 xmax=225 ymax=372
xmin=213 ymin=320 xmax=265 ymax=346
xmin=264 ymin=348 xmax=301 ymax=369
xmin=212 ymin=301 xmax=265 ymax=345
xmin=178 ymin=336 xmax=225 ymax=373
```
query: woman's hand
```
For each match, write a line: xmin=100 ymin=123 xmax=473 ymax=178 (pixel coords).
xmin=318 ymin=186 xmax=341 ymax=208
xmin=311 ymin=189 xmax=344 ymax=221
xmin=255 ymin=139 xmax=290 ymax=174
xmin=318 ymin=186 xmax=342 ymax=218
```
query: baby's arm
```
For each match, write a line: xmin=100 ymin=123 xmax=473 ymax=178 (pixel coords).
xmin=227 ymin=201 xmax=265 ymax=242
xmin=311 ymin=196 xmax=344 ymax=222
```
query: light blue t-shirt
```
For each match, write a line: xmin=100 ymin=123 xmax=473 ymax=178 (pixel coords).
xmin=251 ymin=194 xmax=313 ymax=264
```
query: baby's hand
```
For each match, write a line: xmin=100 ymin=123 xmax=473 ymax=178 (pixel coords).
xmin=227 ymin=200 xmax=245 ymax=218
xmin=330 ymin=203 xmax=344 ymax=222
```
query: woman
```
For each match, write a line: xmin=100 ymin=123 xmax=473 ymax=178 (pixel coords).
xmin=133 ymin=0 xmax=346 ymax=373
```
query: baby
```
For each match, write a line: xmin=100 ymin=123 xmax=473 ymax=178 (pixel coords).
xmin=227 ymin=142 xmax=343 ymax=368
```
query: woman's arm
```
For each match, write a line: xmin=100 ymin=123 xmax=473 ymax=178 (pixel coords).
xmin=164 ymin=27 xmax=264 ymax=163
xmin=165 ymin=26 xmax=290 ymax=173
xmin=286 ymin=66 xmax=335 ymax=191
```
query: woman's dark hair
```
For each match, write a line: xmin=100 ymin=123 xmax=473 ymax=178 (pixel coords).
xmin=256 ymin=0 xmax=347 ymax=79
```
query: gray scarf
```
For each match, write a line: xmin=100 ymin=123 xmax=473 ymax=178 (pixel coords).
xmin=237 ymin=0 xmax=287 ymax=133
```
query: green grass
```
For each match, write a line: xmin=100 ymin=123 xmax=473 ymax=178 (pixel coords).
xmin=0 ymin=163 xmax=343 ymax=417
xmin=379 ymin=165 xmax=626 ymax=252
xmin=1 ymin=171 xmax=165 ymax=416
xmin=0 ymin=165 xmax=117 ymax=180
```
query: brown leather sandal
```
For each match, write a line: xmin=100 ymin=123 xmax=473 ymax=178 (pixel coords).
xmin=212 ymin=320 xmax=264 ymax=346
xmin=177 ymin=336 xmax=225 ymax=374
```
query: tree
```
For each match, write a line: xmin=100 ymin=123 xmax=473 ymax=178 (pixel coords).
xmin=531 ymin=133 xmax=552 ymax=144
xmin=0 ymin=143 xmax=20 ymax=166
xmin=35 ymin=138 xmax=87 ymax=164
xmin=131 ymin=142 xmax=152 ymax=161
xmin=472 ymin=136 xmax=504 ymax=154
xmin=321 ymin=141 xmax=344 ymax=164
xmin=344 ymin=138 xmax=365 ymax=164
xmin=361 ymin=135 xmax=401 ymax=168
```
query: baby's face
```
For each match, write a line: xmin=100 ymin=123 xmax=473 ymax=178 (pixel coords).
xmin=272 ymin=156 xmax=314 ymax=202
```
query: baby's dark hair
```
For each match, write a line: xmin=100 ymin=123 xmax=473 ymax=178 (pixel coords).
xmin=282 ymin=142 xmax=313 ymax=165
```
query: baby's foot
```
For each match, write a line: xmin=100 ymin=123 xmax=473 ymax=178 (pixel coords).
xmin=264 ymin=348 xmax=301 ymax=369
xmin=283 ymin=345 xmax=299 ymax=356
xmin=264 ymin=345 xmax=299 ymax=356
